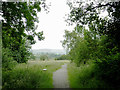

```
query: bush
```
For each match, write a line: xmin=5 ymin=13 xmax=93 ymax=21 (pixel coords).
xmin=96 ymin=52 xmax=120 ymax=87
xmin=67 ymin=61 xmax=109 ymax=88
xmin=2 ymin=48 xmax=17 ymax=70
xmin=95 ymin=38 xmax=120 ymax=87
xmin=69 ymin=40 xmax=91 ymax=66
xmin=12 ymin=43 xmax=31 ymax=63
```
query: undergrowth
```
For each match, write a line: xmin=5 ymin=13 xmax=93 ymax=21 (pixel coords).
xmin=67 ymin=61 xmax=109 ymax=88
xmin=2 ymin=60 xmax=65 ymax=88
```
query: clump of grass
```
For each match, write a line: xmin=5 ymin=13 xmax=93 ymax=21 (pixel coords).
xmin=67 ymin=61 xmax=109 ymax=88
xmin=3 ymin=64 xmax=51 ymax=88
xmin=2 ymin=60 xmax=65 ymax=88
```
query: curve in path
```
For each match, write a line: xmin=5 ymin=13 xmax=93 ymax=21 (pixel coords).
xmin=53 ymin=64 xmax=69 ymax=88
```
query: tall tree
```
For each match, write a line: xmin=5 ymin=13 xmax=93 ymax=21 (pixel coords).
xmin=1 ymin=1 xmax=47 ymax=63
xmin=64 ymin=0 xmax=120 ymax=87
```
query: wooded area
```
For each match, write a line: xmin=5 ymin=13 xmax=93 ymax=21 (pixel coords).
xmin=62 ymin=1 xmax=120 ymax=87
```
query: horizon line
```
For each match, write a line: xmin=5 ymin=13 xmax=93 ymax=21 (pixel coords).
xmin=31 ymin=48 xmax=66 ymax=50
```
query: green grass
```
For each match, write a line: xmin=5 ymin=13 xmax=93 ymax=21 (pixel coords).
xmin=67 ymin=61 xmax=109 ymax=88
xmin=2 ymin=60 xmax=69 ymax=88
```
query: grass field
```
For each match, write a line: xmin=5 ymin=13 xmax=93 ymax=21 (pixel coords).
xmin=67 ymin=61 xmax=109 ymax=88
xmin=2 ymin=60 xmax=69 ymax=88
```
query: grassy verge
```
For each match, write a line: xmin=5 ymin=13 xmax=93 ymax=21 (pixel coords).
xmin=67 ymin=61 xmax=109 ymax=88
xmin=2 ymin=60 xmax=68 ymax=88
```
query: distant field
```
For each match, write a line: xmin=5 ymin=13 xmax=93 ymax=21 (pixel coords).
xmin=3 ymin=60 xmax=70 ymax=88
xmin=28 ymin=60 xmax=70 ymax=63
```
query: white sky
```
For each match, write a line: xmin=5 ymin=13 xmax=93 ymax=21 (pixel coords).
xmin=31 ymin=0 xmax=110 ymax=50
xmin=31 ymin=0 xmax=74 ymax=49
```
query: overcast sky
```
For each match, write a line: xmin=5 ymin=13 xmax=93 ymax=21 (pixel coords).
xmin=31 ymin=0 xmax=74 ymax=50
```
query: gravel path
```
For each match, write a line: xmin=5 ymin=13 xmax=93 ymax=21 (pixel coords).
xmin=53 ymin=64 xmax=69 ymax=88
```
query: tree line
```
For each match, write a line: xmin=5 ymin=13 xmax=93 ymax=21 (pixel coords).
xmin=62 ymin=1 xmax=120 ymax=87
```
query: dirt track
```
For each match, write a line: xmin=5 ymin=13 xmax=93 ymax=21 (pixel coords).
xmin=53 ymin=64 xmax=69 ymax=88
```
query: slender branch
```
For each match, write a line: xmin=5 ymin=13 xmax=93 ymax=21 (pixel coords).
xmin=84 ymin=2 xmax=115 ymax=14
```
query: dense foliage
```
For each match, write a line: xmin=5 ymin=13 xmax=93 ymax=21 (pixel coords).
xmin=2 ymin=61 xmax=64 ymax=88
xmin=62 ymin=0 xmax=120 ymax=87
xmin=1 ymin=1 xmax=51 ymax=88
xmin=1 ymin=1 xmax=46 ymax=68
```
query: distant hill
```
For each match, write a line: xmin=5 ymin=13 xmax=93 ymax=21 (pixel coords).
xmin=31 ymin=49 xmax=66 ymax=55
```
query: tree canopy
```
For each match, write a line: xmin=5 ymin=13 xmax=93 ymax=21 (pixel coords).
xmin=62 ymin=0 xmax=120 ymax=87
xmin=1 ymin=1 xmax=47 ymax=65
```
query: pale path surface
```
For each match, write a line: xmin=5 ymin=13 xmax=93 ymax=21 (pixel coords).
xmin=53 ymin=64 xmax=69 ymax=88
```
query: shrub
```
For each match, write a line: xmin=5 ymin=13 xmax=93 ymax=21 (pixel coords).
xmin=67 ymin=61 xmax=109 ymax=88
xmin=2 ymin=48 xmax=17 ymax=70
xmin=96 ymin=52 xmax=120 ymax=87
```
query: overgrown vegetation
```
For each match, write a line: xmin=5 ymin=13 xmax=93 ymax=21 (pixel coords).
xmin=67 ymin=61 xmax=109 ymax=88
xmin=62 ymin=0 xmax=120 ymax=88
xmin=1 ymin=1 xmax=49 ymax=88
xmin=2 ymin=61 xmax=65 ymax=88
xmin=1 ymin=0 xmax=120 ymax=88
